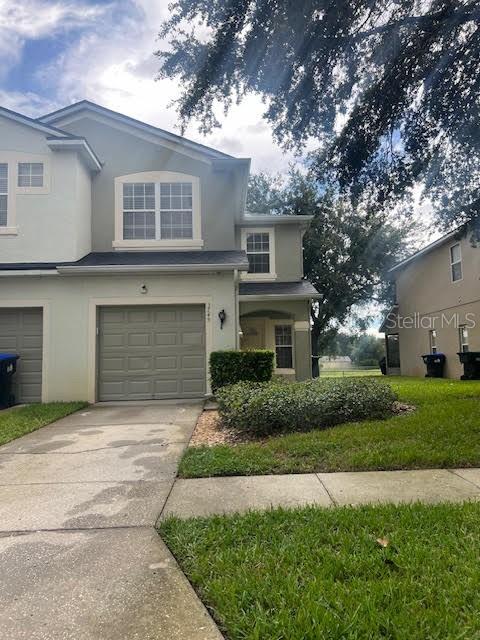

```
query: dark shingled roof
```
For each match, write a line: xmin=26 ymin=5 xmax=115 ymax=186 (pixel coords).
xmin=0 ymin=251 xmax=249 ymax=271
xmin=239 ymin=280 xmax=321 ymax=297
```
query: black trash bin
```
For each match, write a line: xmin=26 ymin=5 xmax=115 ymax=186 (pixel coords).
xmin=457 ymin=351 xmax=480 ymax=380
xmin=421 ymin=353 xmax=446 ymax=378
xmin=379 ymin=356 xmax=387 ymax=375
xmin=0 ymin=353 xmax=19 ymax=408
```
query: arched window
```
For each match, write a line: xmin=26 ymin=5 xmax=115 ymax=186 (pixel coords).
xmin=113 ymin=171 xmax=202 ymax=249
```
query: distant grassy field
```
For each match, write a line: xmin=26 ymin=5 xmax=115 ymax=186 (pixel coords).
xmin=180 ymin=377 xmax=480 ymax=477
xmin=319 ymin=368 xmax=381 ymax=377
xmin=160 ymin=502 xmax=480 ymax=640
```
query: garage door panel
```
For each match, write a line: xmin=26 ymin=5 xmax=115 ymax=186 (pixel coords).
xmin=155 ymin=332 xmax=177 ymax=345
xmin=98 ymin=305 xmax=206 ymax=401
xmin=0 ymin=308 xmax=43 ymax=403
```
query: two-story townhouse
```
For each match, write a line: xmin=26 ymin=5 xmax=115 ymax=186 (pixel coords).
xmin=381 ymin=229 xmax=480 ymax=378
xmin=0 ymin=101 xmax=320 ymax=403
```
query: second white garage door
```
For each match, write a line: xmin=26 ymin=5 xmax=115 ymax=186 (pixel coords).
xmin=98 ymin=305 xmax=206 ymax=401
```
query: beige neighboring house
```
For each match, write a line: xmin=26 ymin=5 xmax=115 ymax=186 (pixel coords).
xmin=0 ymin=100 xmax=320 ymax=403
xmin=381 ymin=229 xmax=480 ymax=378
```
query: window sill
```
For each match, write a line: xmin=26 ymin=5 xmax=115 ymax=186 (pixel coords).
xmin=240 ymin=272 xmax=277 ymax=281
xmin=113 ymin=239 xmax=204 ymax=251
xmin=0 ymin=227 xmax=18 ymax=236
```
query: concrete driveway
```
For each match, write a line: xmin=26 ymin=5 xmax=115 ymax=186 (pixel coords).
xmin=0 ymin=402 xmax=223 ymax=640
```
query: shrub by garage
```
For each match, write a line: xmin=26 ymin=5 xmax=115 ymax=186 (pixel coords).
xmin=216 ymin=377 xmax=397 ymax=436
xmin=210 ymin=350 xmax=274 ymax=392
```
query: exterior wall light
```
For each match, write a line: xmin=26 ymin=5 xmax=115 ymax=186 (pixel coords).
xmin=218 ymin=309 xmax=226 ymax=329
xmin=140 ymin=284 xmax=148 ymax=294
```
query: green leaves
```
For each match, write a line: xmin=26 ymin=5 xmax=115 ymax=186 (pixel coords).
xmin=216 ymin=377 xmax=397 ymax=435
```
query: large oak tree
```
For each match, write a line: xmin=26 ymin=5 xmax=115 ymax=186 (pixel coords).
xmin=157 ymin=0 xmax=480 ymax=233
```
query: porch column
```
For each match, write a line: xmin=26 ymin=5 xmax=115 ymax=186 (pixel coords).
xmin=294 ymin=321 xmax=311 ymax=380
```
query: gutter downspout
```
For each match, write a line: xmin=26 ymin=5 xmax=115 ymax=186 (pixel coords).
xmin=233 ymin=269 xmax=240 ymax=349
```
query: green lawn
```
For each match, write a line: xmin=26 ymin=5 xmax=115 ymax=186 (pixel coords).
xmin=0 ymin=402 xmax=87 ymax=446
xmin=160 ymin=502 xmax=480 ymax=640
xmin=180 ymin=377 xmax=480 ymax=477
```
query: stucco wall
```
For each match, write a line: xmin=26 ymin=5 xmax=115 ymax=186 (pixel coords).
xmin=240 ymin=298 xmax=312 ymax=380
xmin=0 ymin=116 xmax=92 ymax=263
xmin=387 ymin=233 xmax=480 ymax=378
xmin=56 ymin=116 xmax=240 ymax=252
xmin=0 ymin=271 xmax=237 ymax=402
xmin=235 ymin=223 xmax=304 ymax=281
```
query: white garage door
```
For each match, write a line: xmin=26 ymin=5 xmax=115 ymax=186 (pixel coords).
xmin=98 ymin=305 xmax=206 ymax=401
xmin=0 ymin=308 xmax=43 ymax=403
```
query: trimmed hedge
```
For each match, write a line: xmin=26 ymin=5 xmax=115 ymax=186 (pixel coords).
xmin=210 ymin=350 xmax=274 ymax=392
xmin=217 ymin=377 xmax=397 ymax=435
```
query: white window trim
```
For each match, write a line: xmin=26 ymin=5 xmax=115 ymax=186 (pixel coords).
xmin=113 ymin=171 xmax=203 ymax=250
xmin=459 ymin=325 xmax=469 ymax=352
xmin=17 ymin=160 xmax=49 ymax=194
xmin=240 ymin=227 xmax=276 ymax=280
xmin=265 ymin=318 xmax=295 ymax=373
xmin=450 ymin=242 xmax=463 ymax=283
xmin=0 ymin=152 xmax=51 ymax=236
xmin=429 ymin=329 xmax=438 ymax=354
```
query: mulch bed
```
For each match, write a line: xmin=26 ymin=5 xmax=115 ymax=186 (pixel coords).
xmin=189 ymin=402 xmax=416 ymax=447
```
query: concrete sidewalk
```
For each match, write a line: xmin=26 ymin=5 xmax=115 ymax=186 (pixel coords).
xmin=162 ymin=468 xmax=480 ymax=519
xmin=0 ymin=402 xmax=223 ymax=640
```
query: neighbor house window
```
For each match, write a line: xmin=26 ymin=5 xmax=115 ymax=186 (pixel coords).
xmin=159 ymin=182 xmax=193 ymax=239
xmin=18 ymin=162 xmax=44 ymax=188
xmin=0 ymin=164 xmax=7 ymax=227
xmin=429 ymin=329 xmax=438 ymax=354
xmin=459 ymin=325 xmax=469 ymax=353
xmin=275 ymin=325 xmax=293 ymax=369
xmin=123 ymin=183 xmax=156 ymax=240
xmin=450 ymin=243 xmax=463 ymax=282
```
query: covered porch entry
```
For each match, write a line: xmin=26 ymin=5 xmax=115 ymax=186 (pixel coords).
xmin=238 ymin=299 xmax=313 ymax=380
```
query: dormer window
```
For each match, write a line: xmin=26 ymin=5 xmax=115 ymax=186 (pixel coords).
xmin=114 ymin=172 xmax=202 ymax=249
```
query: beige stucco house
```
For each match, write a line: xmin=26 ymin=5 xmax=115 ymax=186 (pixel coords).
xmin=0 ymin=101 xmax=319 ymax=403
xmin=381 ymin=229 xmax=480 ymax=378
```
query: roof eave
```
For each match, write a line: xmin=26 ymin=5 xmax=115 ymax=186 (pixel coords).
xmin=47 ymin=138 xmax=102 ymax=171
xmin=39 ymin=100 xmax=234 ymax=161
xmin=239 ymin=293 xmax=323 ymax=301
xmin=56 ymin=263 xmax=249 ymax=275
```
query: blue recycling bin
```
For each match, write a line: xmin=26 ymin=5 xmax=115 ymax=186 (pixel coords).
xmin=0 ymin=353 xmax=20 ymax=408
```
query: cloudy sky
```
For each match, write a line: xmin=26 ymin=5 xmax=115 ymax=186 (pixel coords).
xmin=0 ymin=0 xmax=295 ymax=172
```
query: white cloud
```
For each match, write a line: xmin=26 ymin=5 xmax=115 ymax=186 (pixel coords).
xmin=1 ymin=0 xmax=294 ymax=172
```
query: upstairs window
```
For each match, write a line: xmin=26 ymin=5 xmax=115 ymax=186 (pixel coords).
xmin=275 ymin=324 xmax=293 ymax=369
xmin=18 ymin=162 xmax=44 ymax=188
xmin=246 ymin=232 xmax=270 ymax=273
xmin=159 ymin=182 xmax=193 ymax=239
xmin=0 ymin=164 xmax=7 ymax=227
xmin=459 ymin=325 xmax=469 ymax=353
xmin=429 ymin=329 xmax=438 ymax=354
xmin=122 ymin=181 xmax=194 ymax=241
xmin=450 ymin=243 xmax=463 ymax=282
xmin=123 ymin=183 xmax=156 ymax=240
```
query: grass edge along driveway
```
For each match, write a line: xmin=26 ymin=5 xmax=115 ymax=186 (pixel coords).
xmin=159 ymin=501 xmax=480 ymax=640
xmin=179 ymin=377 xmax=480 ymax=477
xmin=0 ymin=402 xmax=87 ymax=447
